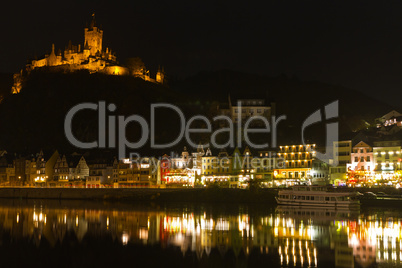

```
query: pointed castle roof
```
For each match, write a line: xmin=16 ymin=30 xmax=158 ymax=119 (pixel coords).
xmin=89 ymin=13 xmax=97 ymax=29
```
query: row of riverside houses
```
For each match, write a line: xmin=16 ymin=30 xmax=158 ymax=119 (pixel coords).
xmin=0 ymin=140 xmax=399 ymax=188
xmin=2 ymin=110 xmax=402 ymax=188
xmin=0 ymin=143 xmax=326 ymax=188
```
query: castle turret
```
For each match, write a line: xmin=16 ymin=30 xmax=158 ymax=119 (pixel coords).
xmin=156 ymin=65 xmax=165 ymax=84
xmin=47 ymin=44 xmax=57 ymax=66
xmin=83 ymin=41 xmax=90 ymax=58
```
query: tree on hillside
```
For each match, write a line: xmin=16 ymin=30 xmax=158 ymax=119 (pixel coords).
xmin=126 ymin=57 xmax=146 ymax=77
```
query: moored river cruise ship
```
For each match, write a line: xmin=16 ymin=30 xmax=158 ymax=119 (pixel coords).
xmin=276 ymin=185 xmax=360 ymax=209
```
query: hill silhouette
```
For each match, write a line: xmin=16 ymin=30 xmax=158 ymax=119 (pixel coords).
xmin=0 ymin=69 xmax=394 ymax=155
xmin=173 ymin=70 xmax=394 ymax=145
xmin=0 ymin=73 xmax=13 ymax=101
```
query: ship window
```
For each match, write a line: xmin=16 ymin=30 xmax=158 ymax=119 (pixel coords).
xmin=325 ymin=197 xmax=330 ymax=201
xmin=306 ymin=196 xmax=310 ymax=200
xmin=310 ymin=196 xmax=314 ymax=200
xmin=331 ymin=197 xmax=336 ymax=201
xmin=301 ymin=196 xmax=305 ymax=200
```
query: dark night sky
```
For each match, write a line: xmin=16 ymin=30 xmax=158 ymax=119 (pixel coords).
xmin=3 ymin=0 xmax=402 ymax=107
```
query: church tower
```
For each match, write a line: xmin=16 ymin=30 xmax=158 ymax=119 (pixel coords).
xmin=84 ymin=14 xmax=103 ymax=56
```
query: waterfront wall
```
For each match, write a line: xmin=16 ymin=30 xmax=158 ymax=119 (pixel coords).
xmin=0 ymin=187 xmax=278 ymax=203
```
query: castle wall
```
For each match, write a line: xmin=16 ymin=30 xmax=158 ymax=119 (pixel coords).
xmin=102 ymin=66 xmax=129 ymax=76
xmin=32 ymin=58 xmax=47 ymax=68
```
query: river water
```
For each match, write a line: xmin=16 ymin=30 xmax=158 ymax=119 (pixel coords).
xmin=0 ymin=200 xmax=400 ymax=267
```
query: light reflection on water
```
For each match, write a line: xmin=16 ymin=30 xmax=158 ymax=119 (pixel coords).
xmin=1 ymin=200 xmax=402 ymax=267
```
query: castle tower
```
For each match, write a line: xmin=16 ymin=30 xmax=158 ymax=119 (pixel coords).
xmin=156 ymin=66 xmax=165 ymax=84
xmin=84 ymin=14 xmax=103 ymax=56
xmin=47 ymin=44 xmax=57 ymax=66
xmin=83 ymin=41 xmax=90 ymax=58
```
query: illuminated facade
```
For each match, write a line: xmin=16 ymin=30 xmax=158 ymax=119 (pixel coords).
xmin=28 ymin=151 xmax=47 ymax=186
xmin=116 ymin=157 xmax=158 ymax=187
xmin=163 ymin=148 xmax=195 ymax=187
xmin=373 ymin=140 xmax=402 ymax=181
xmin=347 ymin=141 xmax=374 ymax=184
xmin=201 ymin=149 xmax=232 ymax=186
xmin=274 ymin=144 xmax=315 ymax=185
xmin=230 ymin=147 xmax=254 ymax=188
xmin=349 ymin=141 xmax=374 ymax=172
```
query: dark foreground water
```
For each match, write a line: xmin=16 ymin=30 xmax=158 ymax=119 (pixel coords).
xmin=0 ymin=200 xmax=401 ymax=268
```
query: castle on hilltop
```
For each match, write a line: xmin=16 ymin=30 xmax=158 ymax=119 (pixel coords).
xmin=12 ymin=14 xmax=165 ymax=94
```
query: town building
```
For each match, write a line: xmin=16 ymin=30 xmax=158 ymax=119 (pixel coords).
xmin=230 ymin=147 xmax=254 ymax=188
xmin=28 ymin=151 xmax=47 ymax=187
xmin=116 ymin=157 xmax=158 ymax=188
xmin=218 ymin=95 xmax=275 ymax=125
xmin=376 ymin=110 xmax=402 ymax=128
xmin=274 ymin=144 xmax=315 ymax=186
xmin=164 ymin=148 xmax=197 ymax=187
xmin=0 ymin=152 xmax=15 ymax=186
xmin=14 ymin=156 xmax=31 ymax=186
xmin=86 ymin=156 xmax=114 ymax=188
xmin=332 ymin=140 xmax=352 ymax=166
xmin=201 ymin=148 xmax=232 ymax=187
xmin=373 ymin=140 xmax=402 ymax=182
xmin=51 ymin=153 xmax=89 ymax=187
xmin=329 ymin=140 xmax=352 ymax=185
xmin=252 ymin=150 xmax=277 ymax=187
xmin=346 ymin=141 xmax=374 ymax=184
xmin=311 ymin=159 xmax=329 ymax=185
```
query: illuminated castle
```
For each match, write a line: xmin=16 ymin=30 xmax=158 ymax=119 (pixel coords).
xmin=12 ymin=14 xmax=165 ymax=94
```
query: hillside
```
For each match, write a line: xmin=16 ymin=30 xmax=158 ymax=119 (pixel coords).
xmin=0 ymin=71 xmax=193 ymax=155
xmin=172 ymin=70 xmax=395 ymax=145
xmin=0 ymin=70 xmax=394 ymax=155
xmin=0 ymin=73 xmax=13 ymax=101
